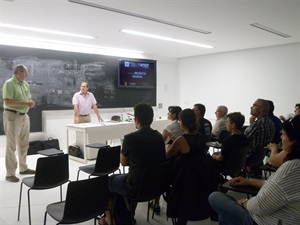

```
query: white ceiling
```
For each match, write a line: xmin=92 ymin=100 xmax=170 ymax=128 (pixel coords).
xmin=1 ymin=0 xmax=300 ymax=59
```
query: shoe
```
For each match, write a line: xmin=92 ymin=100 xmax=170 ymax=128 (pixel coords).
xmin=6 ymin=176 xmax=20 ymax=182
xmin=149 ymin=201 xmax=160 ymax=215
xmin=19 ymin=169 xmax=36 ymax=175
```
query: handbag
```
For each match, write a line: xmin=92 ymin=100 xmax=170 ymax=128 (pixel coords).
xmin=28 ymin=141 xmax=44 ymax=155
xmin=68 ymin=145 xmax=83 ymax=158
xmin=42 ymin=137 xmax=60 ymax=150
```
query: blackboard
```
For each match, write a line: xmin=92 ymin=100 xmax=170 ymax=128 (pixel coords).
xmin=0 ymin=45 xmax=156 ymax=134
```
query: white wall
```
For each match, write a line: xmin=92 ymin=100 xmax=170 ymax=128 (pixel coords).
xmin=177 ymin=43 xmax=300 ymax=121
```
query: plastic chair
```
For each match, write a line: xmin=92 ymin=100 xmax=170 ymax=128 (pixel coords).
xmin=123 ymin=160 xmax=171 ymax=225
xmin=245 ymin=147 xmax=267 ymax=178
xmin=77 ymin=145 xmax=121 ymax=180
xmin=43 ymin=176 xmax=109 ymax=225
xmin=221 ymin=145 xmax=250 ymax=178
xmin=17 ymin=154 xmax=69 ymax=225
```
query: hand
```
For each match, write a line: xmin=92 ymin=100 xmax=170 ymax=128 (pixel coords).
xmin=249 ymin=116 xmax=256 ymax=124
xmin=279 ymin=115 xmax=286 ymax=122
xmin=266 ymin=143 xmax=278 ymax=153
xmin=230 ymin=176 xmax=249 ymax=186
xmin=74 ymin=116 xmax=80 ymax=124
xmin=27 ymin=100 xmax=35 ymax=108
xmin=98 ymin=116 xmax=104 ymax=122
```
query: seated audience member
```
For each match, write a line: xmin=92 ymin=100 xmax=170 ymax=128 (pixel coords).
xmin=193 ymin=103 xmax=212 ymax=143
xmin=212 ymin=112 xmax=248 ymax=174
xmin=266 ymin=100 xmax=282 ymax=144
xmin=162 ymin=106 xmax=183 ymax=144
xmin=211 ymin=105 xmax=228 ymax=141
xmin=100 ymin=102 xmax=166 ymax=225
xmin=266 ymin=142 xmax=285 ymax=168
xmin=279 ymin=103 xmax=300 ymax=122
xmin=166 ymin=108 xmax=218 ymax=224
xmin=209 ymin=115 xmax=300 ymax=225
xmin=244 ymin=98 xmax=275 ymax=177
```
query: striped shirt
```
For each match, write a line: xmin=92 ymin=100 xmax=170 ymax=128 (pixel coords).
xmin=72 ymin=91 xmax=97 ymax=115
xmin=248 ymin=159 xmax=300 ymax=225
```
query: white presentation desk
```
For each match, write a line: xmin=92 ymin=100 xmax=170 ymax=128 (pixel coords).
xmin=66 ymin=119 xmax=169 ymax=163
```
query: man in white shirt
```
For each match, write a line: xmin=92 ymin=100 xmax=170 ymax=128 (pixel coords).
xmin=211 ymin=105 xmax=228 ymax=141
xmin=72 ymin=81 xmax=103 ymax=123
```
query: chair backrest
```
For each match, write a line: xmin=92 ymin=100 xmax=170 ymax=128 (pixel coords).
xmin=246 ymin=147 xmax=267 ymax=167
xmin=94 ymin=145 xmax=121 ymax=173
xmin=62 ymin=176 xmax=109 ymax=223
xmin=33 ymin=154 xmax=69 ymax=188
xmin=218 ymin=130 xmax=231 ymax=143
xmin=134 ymin=160 xmax=171 ymax=201
xmin=222 ymin=145 xmax=249 ymax=177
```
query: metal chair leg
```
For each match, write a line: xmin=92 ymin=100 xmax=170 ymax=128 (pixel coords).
xmin=17 ymin=182 xmax=23 ymax=221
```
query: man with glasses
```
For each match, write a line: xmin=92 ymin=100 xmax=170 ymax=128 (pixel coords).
xmin=244 ymin=98 xmax=275 ymax=178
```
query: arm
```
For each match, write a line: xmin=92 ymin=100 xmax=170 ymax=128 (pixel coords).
xmin=212 ymin=152 xmax=223 ymax=161
xmin=165 ymin=136 xmax=189 ymax=159
xmin=92 ymin=104 xmax=103 ymax=122
xmin=4 ymin=99 xmax=35 ymax=108
xmin=73 ymin=104 xmax=80 ymax=124
xmin=120 ymin=153 xmax=129 ymax=166
xmin=162 ymin=129 xmax=169 ymax=141
xmin=230 ymin=176 xmax=264 ymax=189
xmin=269 ymin=149 xmax=286 ymax=168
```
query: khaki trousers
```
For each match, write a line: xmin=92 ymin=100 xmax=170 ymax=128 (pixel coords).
xmin=3 ymin=111 xmax=30 ymax=176
xmin=78 ymin=115 xmax=91 ymax=123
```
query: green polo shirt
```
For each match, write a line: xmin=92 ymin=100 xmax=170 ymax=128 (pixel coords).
xmin=2 ymin=75 xmax=31 ymax=113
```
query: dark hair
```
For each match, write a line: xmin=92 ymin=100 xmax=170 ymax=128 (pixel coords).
xmin=134 ymin=102 xmax=153 ymax=126
xmin=227 ymin=112 xmax=245 ymax=131
xmin=179 ymin=108 xmax=197 ymax=133
xmin=168 ymin=106 xmax=182 ymax=120
xmin=282 ymin=114 xmax=300 ymax=161
xmin=194 ymin=103 xmax=206 ymax=116
xmin=257 ymin=98 xmax=270 ymax=114
xmin=266 ymin=100 xmax=274 ymax=113
xmin=13 ymin=64 xmax=27 ymax=75
xmin=81 ymin=81 xmax=89 ymax=88
xmin=295 ymin=103 xmax=300 ymax=108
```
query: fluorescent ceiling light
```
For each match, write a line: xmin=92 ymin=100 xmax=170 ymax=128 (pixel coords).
xmin=69 ymin=0 xmax=211 ymax=35
xmin=0 ymin=34 xmax=144 ymax=58
xmin=121 ymin=29 xmax=214 ymax=49
xmin=0 ymin=23 xmax=96 ymax=39
xmin=250 ymin=23 xmax=291 ymax=38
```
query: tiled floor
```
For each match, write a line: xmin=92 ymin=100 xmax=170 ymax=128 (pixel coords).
xmin=0 ymin=151 xmax=243 ymax=225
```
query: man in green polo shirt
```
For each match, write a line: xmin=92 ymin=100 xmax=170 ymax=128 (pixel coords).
xmin=2 ymin=64 xmax=36 ymax=182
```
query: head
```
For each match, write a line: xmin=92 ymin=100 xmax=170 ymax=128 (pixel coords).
xmin=250 ymin=98 xmax=269 ymax=118
xmin=266 ymin=100 xmax=275 ymax=114
xmin=294 ymin=103 xmax=300 ymax=116
xmin=80 ymin=82 xmax=89 ymax=94
xmin=178 ymin=108 xmax=197 ymax=133
xmin=215 ymin=105 xmax=228 ymax=119
xmin=226 ymin=112 xmax=245 ymax=133
xmin=193 ymin=103 xmax=206 ymax=118
xmin=281 ymin=115 xmax=300 ymax=161
xmin=134 ymin=102 xmax=154 ymax=127
xmin=167 ymin=106 xmax=182 ymax=121
xmin=13 ymin=64 xmax=28 ymax=81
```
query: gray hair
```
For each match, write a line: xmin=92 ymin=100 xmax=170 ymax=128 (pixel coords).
xmin=13 ymin=64 xmax=27 ymax=75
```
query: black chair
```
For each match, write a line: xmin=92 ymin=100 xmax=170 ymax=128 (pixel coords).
xmin=77 ymin=145 xmax=121 ymax=180
xmin=221 ymin=145 xmax=250 ymax=178
xmin=43 ymin=176 xmax=109 ymax=225
xmin=17 ymin=154 xmax=69 ymax=225
xmin=218 ymin=130 xmax=231 ymax=143
xmin=259 ymin=163 xmax=278 ymax=179
xmin=123 ymin=161 xmax=171 ymax=225
xmin=245 ymin=147 xmax=267 ymax=178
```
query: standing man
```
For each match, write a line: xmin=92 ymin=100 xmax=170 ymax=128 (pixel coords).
xmin=2 ymin=64 xmax=36 ymax=182
xmin=72 ymin=81 xmax=103 ymax=123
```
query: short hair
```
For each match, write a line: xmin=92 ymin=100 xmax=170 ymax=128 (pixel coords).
xmin=218 ymin=105 xmax=228 ymax=115
xmin=257 ymin=98 xmax=270 ymax=114
xmin=81 ymin=81 xmax=89 ymax=88
xmin=295 ymin=103 xmax=300 ymax=108
xmin=13 ymin=64 xmax=27 ymax=75
xmin=194 ymin=103 xmax=206 ymax=116
xmin=227 ymin=112 xmax=245 ymax=131
xmin=266 ymin=100 xmax=275 ymax=113
xmin=179 ymin=108 xmax=197 ymax=133
xmin=168 ymin=106 xmax=182 ymax=120
xmin=282 ymin=115 xmax=300 ymax=161
xmin=134 ymin=102 xmax=154 ymax=126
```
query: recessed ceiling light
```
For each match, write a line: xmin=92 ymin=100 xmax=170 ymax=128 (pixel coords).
xmin=250 ymin=23 xmax=291 ymax=38
xmin=0 ymin=23 xmax=96 ymax=39
xmin=121 ymin=29 xmax=214 ymax=49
